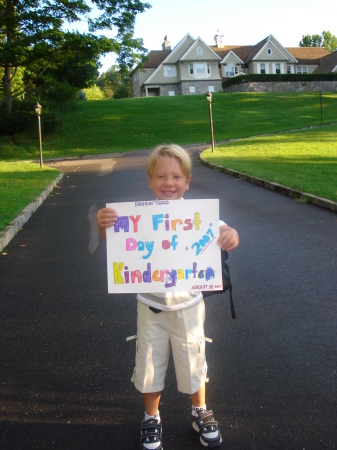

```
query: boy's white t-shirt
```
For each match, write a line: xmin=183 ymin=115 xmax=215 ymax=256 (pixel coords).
xmin=137 ymin=199 xmax=225 ymax=311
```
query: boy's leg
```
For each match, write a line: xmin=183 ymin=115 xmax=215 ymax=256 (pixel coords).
xmin=143 ymin=391 xmax=161 ymax=416
xmin=190 ymin=383 xmax=205 ymax=407
xmin=141 ymin=392 xmax=163 ymax=450
xmin=191 ymin=384 xmax=222 ymax=448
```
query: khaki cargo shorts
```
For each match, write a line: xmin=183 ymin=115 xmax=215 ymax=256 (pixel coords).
xmin=131 ymin=300 xmax=209 ymax=395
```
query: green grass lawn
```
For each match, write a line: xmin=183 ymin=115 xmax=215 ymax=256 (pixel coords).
xmin=0 ymin=92 xmax=336 ymax=236
xmin=1 ymin=92 xmax=336 ymax=160
xmin=0 ymin=161 xmax=60 ymax=232
xmin=202 ymin=123 xmax=337 ymax=202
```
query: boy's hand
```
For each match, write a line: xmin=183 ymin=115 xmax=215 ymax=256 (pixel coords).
xmin=96 ymin=207 xmax=118 ymax=241
xmin=217 ymin=225 xmax=239 ymax=252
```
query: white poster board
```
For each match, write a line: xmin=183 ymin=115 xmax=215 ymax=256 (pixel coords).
xmin=106 ymin=199 xmax=222 ymax=294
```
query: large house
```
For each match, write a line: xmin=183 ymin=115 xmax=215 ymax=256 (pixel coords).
xmin=132 ymin=33 xmax=336 ymax=97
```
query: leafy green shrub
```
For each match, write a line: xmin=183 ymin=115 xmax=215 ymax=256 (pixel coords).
xmin=83 ymin=85 xmax=105 ymax=100
xmin=114 ymin=85 xmax=131 ymax=99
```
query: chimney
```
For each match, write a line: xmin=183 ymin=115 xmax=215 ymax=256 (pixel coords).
xmin=162 ymin=35 xmax=171 ymax=50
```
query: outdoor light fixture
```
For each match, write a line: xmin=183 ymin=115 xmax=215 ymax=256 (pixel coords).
xmin=35 ymin=102 xmax=43 ymax=167
xmin=206 ymin=92 xmax=215 ymax=153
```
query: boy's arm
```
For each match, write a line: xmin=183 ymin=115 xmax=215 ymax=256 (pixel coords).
xmin=217 ymin=224 xmax=239 ymax=252
xmin=96 ymin=207 xmax=118 ymax=241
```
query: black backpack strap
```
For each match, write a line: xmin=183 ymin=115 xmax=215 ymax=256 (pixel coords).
xmin=223 ymin=258 xmax=236 ymax=319
xmin=202 ymin=250 xmax=236 ymax=319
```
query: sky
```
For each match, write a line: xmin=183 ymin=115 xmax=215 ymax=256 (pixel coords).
xmin=73 ymin=0 xmax=337 ymax=73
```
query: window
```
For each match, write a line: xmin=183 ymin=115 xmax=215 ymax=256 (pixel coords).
xmin=189 ymin=64 xmax=193 ymax=75
xmin=197 ymin=47 xmax=202 ymax=55
xmin=207 ymin=63 xmax=210 ymax=74
xmin=166 ymin=66 xmax=173 ymax=77
xmin=235 ymin=66 xmax=239 ymax=75
xmin=208 ymin=85 xmax=214 ymax=93
xmin=287 ymin=65 xmax=291 ymax=74
xmin=267 ymin=48 xmax=272 ymax=55
xmin=297 ymin=66 xmax=308 ymax=74
xmin=260 ymin=63 xmax=266 ymax=74
xmin=225 ymin=64 xmax=235 ymax=77
xmin=196 ymin=63 xmax=205 ymax=74
xmin=276 ymin=63 xmax=281 ymax=74
xmin=168 ymin=90 xmax=175 ymax=96
xmin=189 ymin=85 xmax=196 ymax=95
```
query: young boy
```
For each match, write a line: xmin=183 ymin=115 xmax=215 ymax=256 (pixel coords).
xmin=96 ymin=144 xmax=239 ymax=449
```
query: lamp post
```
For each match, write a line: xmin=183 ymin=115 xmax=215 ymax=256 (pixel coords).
xmin=206 ymin=91 xmax=214 ymax=153
xmin=35 ymin=102 xmax=43 ymax=168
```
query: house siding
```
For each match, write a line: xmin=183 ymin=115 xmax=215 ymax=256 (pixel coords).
xmin=165 ymin=36 xmax=195 ymax=64
xmin=133 ymin=69 xmax=156 ymax=97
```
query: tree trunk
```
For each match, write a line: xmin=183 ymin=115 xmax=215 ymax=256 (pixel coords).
xmin=4 ymin=0 xmax=16 ymax=114
xmin=4 ymin=66 xmax=12 ymax=115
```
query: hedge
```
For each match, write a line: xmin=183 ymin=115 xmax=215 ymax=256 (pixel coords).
xmin=222 ymin=73 xmax=337 ymax=89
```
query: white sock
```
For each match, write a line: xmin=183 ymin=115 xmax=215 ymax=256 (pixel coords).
xmin=144 ymin=410 xmax=161 ymax=423
xmin=192 ymin=404 xmax=206 ymax=417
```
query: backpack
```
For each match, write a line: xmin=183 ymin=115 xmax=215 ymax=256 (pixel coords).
xmin=202 ymin=250 xmax=236 ymax=319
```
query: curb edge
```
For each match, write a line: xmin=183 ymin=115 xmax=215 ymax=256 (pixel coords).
xmin=199 ymin=154 xmax=337 ymax=213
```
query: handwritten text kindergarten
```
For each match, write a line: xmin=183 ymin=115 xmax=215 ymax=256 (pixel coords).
xmin=106 ymin=199 xmax=222 ymax=294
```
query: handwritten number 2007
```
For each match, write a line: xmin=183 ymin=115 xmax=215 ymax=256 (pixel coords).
xmin=191 ymin=228 xmax=214 ymax=256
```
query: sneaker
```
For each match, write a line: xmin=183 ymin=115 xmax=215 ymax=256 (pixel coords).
xmin=140 ymin=418 xmax=163 ymax=450
xmin=192 ymin=409 xmax=222 ymax=448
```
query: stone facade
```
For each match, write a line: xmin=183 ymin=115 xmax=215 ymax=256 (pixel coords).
xmin=158 ymin=80 xmax=222 ymax=96
xmin=159 ymin=84 xmax=180 ymax=96
xmin=225 ymin=81 xmax=337 ymax=93
xmin=180 ymin=80 xmax=222 ymax=95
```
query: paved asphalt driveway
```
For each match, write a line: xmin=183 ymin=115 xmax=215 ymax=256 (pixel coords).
xmin=0 ymin=148 xmax=336 ymax=449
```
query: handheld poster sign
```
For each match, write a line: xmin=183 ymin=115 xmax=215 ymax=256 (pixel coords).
xmin=106 ymin=199 xmax=222 ymax=294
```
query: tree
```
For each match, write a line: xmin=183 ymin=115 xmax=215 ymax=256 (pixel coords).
xmin=299 ymin=34 xmax=322 ymax=47
xmin=322 ymin=30 xmax=337 ymax=52
xmin=97 ymin=64 xmax=132 ymax=98
xmin=0 ymin=0 xmax=150 ymax=113
xmin=299 ymin=31 xmax=337 ymax=51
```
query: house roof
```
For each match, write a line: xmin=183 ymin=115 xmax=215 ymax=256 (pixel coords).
xmin=286 ymin=47 xmax=331 ymax=65
xmin=313 ymin=51 xmax=337 ymax=73
xmin=137 ymin=36 xmax=334 ymax=74
xmin=209 ymin=45 xmax=254 ymax=62
xmin=142 ymin=50 xmax=172 ymax=68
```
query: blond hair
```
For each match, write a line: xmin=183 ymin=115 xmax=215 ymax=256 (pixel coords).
xmin=146 ymin=144 xmax=192 ymax=179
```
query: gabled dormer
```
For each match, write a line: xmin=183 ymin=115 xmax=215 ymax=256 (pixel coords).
xmin=180 ymin=37 xmax=221 ymax=62
xmin=220 ymin=51 xmax=244 ymax=77
xmin=248 ymin=35 xmax=298 ymax=64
